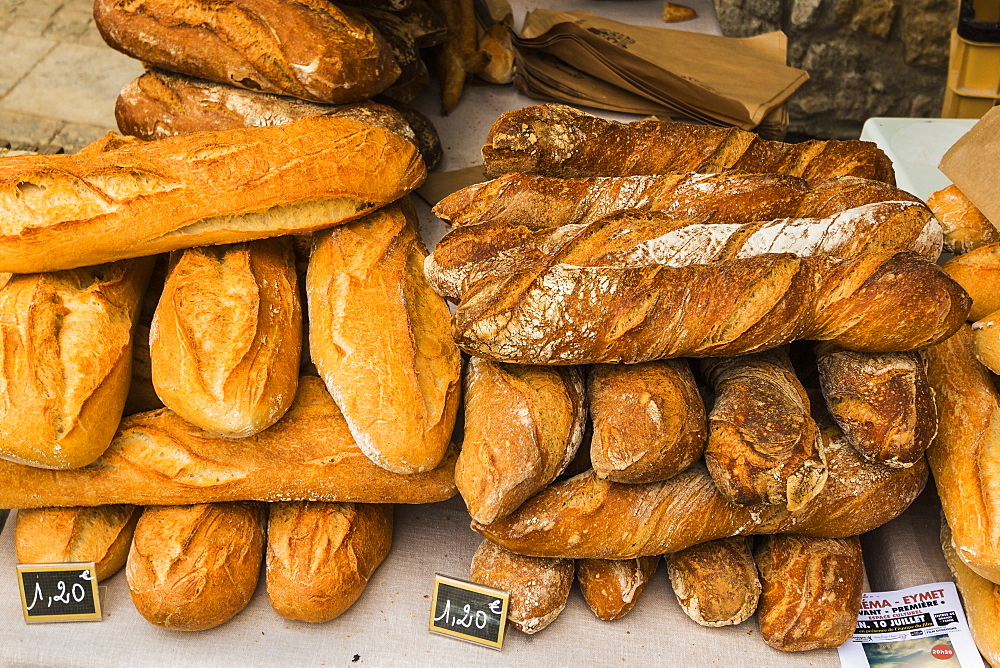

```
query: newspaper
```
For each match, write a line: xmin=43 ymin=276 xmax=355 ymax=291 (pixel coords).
xmin=838 ymin=582 xmax=984 ymax=667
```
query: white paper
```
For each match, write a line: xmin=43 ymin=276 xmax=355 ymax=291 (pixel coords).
xmin=838 ymin=582 xmax=984 ymax=667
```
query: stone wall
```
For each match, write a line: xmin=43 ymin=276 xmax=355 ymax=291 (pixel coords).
xmin=714 ymin=0 xmax=958 ymax=139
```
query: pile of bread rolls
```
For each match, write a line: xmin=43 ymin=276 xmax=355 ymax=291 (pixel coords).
xmin=431 ymin=103 xmax=981 ymax=652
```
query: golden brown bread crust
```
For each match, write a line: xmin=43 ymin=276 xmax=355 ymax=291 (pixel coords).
xmin=126 ymin=502 xmax=266 ymax=631
xmin=973 ymin=309 xmax=1000 ymax=375
xmin=94 ymin=0 xmax=400 ymax=104
xmin=452 ymin=252 xmax=970 ymax=365
xmin=266 ymin=502 xmax=393 ymax=623
xmin=816 ymin=343 xmax=937 ymax=468
xmin=942 ymin=242 xmax=1000 ymax=321
xmin=928 ymin=184 xmax=999 ymax=254
xmin=0 ymin=115 xmax=425 ymax=274
xmin=0 ymin=259 xmax=151 ymax=469
xmin=470 ymin=539 xmax=573 ymax=635
xmin=588 ymin=360 xmax=705 ymax=484
xmin=151 ymin=238 xmax=301 ymax=437
xmin=455 ymin=359 xmax=585 ymax=524
xmin=666 ymin=537 xmax=760 ymax=627
xmin=0 ymin=376 xmax=457 ymax=508
xmin=307 ymin=200 xmax=461 ymax=474
xmin=577 ymin=556 xmax=658 ymax=621
xmin=15 ymin=505 xmax=142 ymax=581
xmin=924 ymin=325 xmax=1000 ymax=584
xmin=473 ymin=422 xmax=927 ymax=559
xmin=427 ymin=0 xmax=485 ymax=114
xmin=482 ymin=104 xmax=895 ymax=184
xmin=941 ymin=518 xmax=1000 ymax=666
xmin=755 ymin=534 xmax=864 ymax=652
xmin=702 ymin=348 xmax=826 ymax=509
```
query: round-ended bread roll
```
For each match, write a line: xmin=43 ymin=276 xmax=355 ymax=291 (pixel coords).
xmin=666 ymin=537 xmax=760 ymax=627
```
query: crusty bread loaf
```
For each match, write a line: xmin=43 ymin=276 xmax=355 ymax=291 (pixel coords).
xmin=482 ymin=104 xmax=895 ymax=185
xmin=942 ymin=242 xmax=1000 ymax=321
xmin=473 ymin=420 xmax=927 ymax=559
xmin=94 ymin=0 xmax=400 ymax=104
xmin=15 ymin=505 xmax=142 ymax=581
xmin=927 ymin=184 xmax=999 ymax=254
xmin=307 ymin=200 xmax=461 ymax=474
xmin=588 ymin=360 xmax=705 ymax=484
xmin=577 ymin=557 xmax=658 ymax=621
xmin=816 ymin=343 xmax=936 ymax=468
xmin=0 ymin=259 xmax=152 ymax=469
xmin=941 ymin=518 xmax=1000 ymax=666
xmin=127 ymin=502 xmax=266 ymax=631
xmin=151 ymin=238 xmax=301 ymax=437
xmin=0 ymin=115 xmax=424 ymax=274
xmin=666 ymin=537 xmax=760 ymax=627
xmin=266 ymin=502 xmax=393 ymax=623
xmin=973 ymin=309 xmax=1000 ymax=374
xmin=359 ymin=6 xmax=429 ymax=102
xmin=453 ymin=252 xmax=969 ymax=365
xmin=455 ymin=359 xmax=585 ymax=524
xmin=755 ymin=534 xmax=864 ymax=652
xmin=924 ymin=325 xmax=1000 ymax=584
xmin=702 ymin=349 xmax=826 ymax=509
xmin=0 ymin=376 xmax=456 ymax=509
xmin=470 ymin=539 xmax=573 ymax=635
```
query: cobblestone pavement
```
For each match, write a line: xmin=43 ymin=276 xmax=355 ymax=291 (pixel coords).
xmin=0 ymin=0 xmax=143 ymax=151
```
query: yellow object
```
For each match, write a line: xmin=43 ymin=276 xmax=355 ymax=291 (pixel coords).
xmin=942 ymin=29 xmax=1000 ymax=117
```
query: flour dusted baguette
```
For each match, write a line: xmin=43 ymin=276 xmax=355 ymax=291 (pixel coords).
xmin=815 ymin=344 xmax=936 ymax=468
xmin=455 ymin=359 xmax=585 ymax=524
xmin=15 ymin=505 xmax=142 ymax=581
xmin=0 ymin=115 xmax=424 ymax=274
xmin=482 ymin=104 xmax=894 ymax=184
xmin=0 ymin=377 xmax=456 ymax=509
xmin=266 ymin=502 xmax=393 ymax=623
xmin=577 ymin=557 xmax=658 ymax=621
xmin=942 ymin=242 xmax=1000 ymax=321
xmin=941 ymin=518 xmax=1000 ymax=666
xmin=307 ymin=199 xmax=461 ymax=474
xmin=928 ymin=184 xmax=999 ymax=254
xmin=924 ymin=325 xmax=1000 ymax=584
xmin=0 ymin=259 xmax=152 ymax=468
xmin=666 ymin=537 xmax=760 ymax=627
xmin=127 ymin=502 xmax=266 ymax=631
xmin=151 ymin=238 xmax=301 ymax=437
xmin=473 ymin=420 xmax=927 ymax=559
xmin=588 ymin=360 xmax=705 ymax=484
xmin=453 ymin=252 xmax=969 ymax=365
xmin=94 ymin=0 xmax=400 ymax=104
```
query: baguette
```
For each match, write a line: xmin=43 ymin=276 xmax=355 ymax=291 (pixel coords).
xmin=0 ymin=376 xmax=456 ymax=509
xmin=0 ymin=258 xmax=152 ymax=468
xmin=127 ymin=502 xmax=266 ymax=631
xmin=973 ymin=309 xmax=1000 ymax=374
xmin=453 ymin=252 xmax=970 ymax=365
xmin=815 ymin=343 xmax=936 ymax=468
xmin=94 ymin=0 xmax=400 ymax=104
xmin=755 ymin=534 xmax=864 ymax=652
xmin=151 ymin=238 xmax=301 ymax=437
xmin=15 ymin=505 xmax=142 ymax=581
xmin=942 ymin=242 xmax=1000 ymax=321
xmin=473 ymin=420 xmax=927 ymax=559
xmin=266 ymin=502 xmax=393 ymax=623
xmin=702 ymin=348 xmax=826 ymax=509
xmin=577 ymin=557 xmax=659 ymax=621
xmin=927 ymin=184 xmax=999 ymax=254
xmin=588 ymin=360 xmax=705 ymax=484
xmin=455 ymin=359 xmax=586 ymax=524
xmin=0 ymin=115 xmax=424 ymax=274
xmin=924 ymin=325 xmax=1000 ymax=583
xmin=427 ymin=0 xmax=486 ymax=113
xmin=941 ymin=518 xmax=1000 ymax=666
xmin=307 ymin=200 xmax=461 ymax=474
xmin=666 ymin=537 xmax=760 ymax=627
xmin=481 ymin=104 xmax=894 ymax=185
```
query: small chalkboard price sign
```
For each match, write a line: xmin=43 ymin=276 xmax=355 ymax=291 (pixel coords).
xmin=429 ymin=574 xmax=509 ymax=649
xmin=16 ymin=563 xmax=102 ymax=623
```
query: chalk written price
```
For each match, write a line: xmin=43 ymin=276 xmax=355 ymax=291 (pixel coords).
xmin=429 ymin=574 xmax=509 ymax=649
xmin=17 ymin=563 xmax=102 ymax=623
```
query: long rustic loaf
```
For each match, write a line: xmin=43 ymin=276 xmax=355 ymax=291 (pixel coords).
xmin=0 ymin=376 xmax=456 ymax=508
xmin=151 ymin=238 xmax=301 ymax=437
xmin=0 ymin=258 xmax=152 ymax=469
xmin=577 ymin=557 xmax=659 ymax=621
xmin=666 ymin=537 xmax=760 ymax=627
xmin=307 ymin=200 xmax=461 ymax=474
xmin=941 ymin=519 xmax=1000 ymax=666
xmin=973 ymin=309 xmax=1000 ymax=374
xmin=472 ymin=421 xmax=927 ymax=559
xmin=923 ymin=325 xmax=1000 ymax=584
xmin=94 ymin=0 xmax=400 ymax=104
xmin=452 ymin=252 xmax=970 ymax=365
xmin=927 ymin=184 xmax=999 ymax=254
xmin=0 ymin=115 xmax=425 ymax=274
xmin=481 ymin=104 xmax=895 ymax=185
xmin=942 ymin=242 xmax=1000 ymax=321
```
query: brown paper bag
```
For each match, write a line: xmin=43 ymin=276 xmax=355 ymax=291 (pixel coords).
xmin=939 ymin=106 xmax=1000 ymax=230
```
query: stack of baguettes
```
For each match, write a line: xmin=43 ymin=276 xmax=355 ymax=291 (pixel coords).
xmin=423 ymin=103 xmax=984 ymax=651
xmin=0 ymin=113 xmax=465 ymax=629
